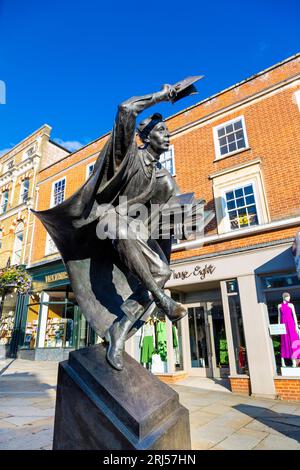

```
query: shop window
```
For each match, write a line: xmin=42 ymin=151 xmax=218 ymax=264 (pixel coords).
xmin=136 ymin=315 xmax=181 ymax=373
xmin=12 ymin=222 xmax=24 ymax=265
xmin=224 ymin=183 xmax=259 ymax=231
xmin=0 ymin=190 xmax=9 ymax=214
xmin=159 ymin=145 xmax=175 ymax=176
xmin=86 ymin=162 xmax=95 ymax=179
xmin=225 ymin=279 xmax=248 ymax=375
xmin=264 ymin=275 xmax=300 ymax=376
xmin=213 ymin=116 xmax=249 ymax=159
xmin=23 ymin=294 xmax=40 ymax=349
xmin=38 ymin=290 xmax=75 ymax=348
xmin=0 ymin=290 xmax=17 ymax=346
xmin=20 ymin=178 xmax=30 ymax=204
xmin=51 ymin=178 xmax=66 ymax=207
xmin=262 ymin=274 xmax=300 ymax=290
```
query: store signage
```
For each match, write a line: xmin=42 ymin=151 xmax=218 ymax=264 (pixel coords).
xmin=171 ymin=264 xmax=216 ymax=281
xmin=45 ymin=271 xmax=68 ymax=283
xmin=269 ymin=324 xmax=287 ymax=335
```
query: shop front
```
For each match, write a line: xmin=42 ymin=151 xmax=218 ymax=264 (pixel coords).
xmin=19 ymin=260 xmax=97 ymax=361
xmin=0 ymin=289 xmax=19 ymax=358
xmin=126 ymin=240 xmax=300 ymax=400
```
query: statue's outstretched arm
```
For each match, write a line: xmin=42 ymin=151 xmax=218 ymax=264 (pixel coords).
xmin=113 ymin=85 xmax=176 ymax=167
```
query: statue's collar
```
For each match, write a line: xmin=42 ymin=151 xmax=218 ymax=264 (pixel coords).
xmin=142 ymin=148 xmax=159 ymax=166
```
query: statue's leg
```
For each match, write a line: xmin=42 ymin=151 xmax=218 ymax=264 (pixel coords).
xmin=102 ymin=214 xmax=186 ymax=370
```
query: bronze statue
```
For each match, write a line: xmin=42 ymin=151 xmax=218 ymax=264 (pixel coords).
xmin=32 ymin=77 xmax=212 ymax=371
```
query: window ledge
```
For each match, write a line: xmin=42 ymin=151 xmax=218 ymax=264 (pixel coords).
xmin=214 ymin=147 xmax=251 ymax=162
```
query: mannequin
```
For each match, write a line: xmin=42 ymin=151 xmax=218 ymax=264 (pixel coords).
xmin=278 ymin=292 xmax=300 ymax=368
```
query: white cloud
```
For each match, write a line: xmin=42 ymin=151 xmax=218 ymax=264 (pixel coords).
xmin=53 ymin=138 xmax=84 ymax=152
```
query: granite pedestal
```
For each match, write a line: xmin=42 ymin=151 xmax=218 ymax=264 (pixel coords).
xmin=53 ymin=343 xmax=191 ymax=450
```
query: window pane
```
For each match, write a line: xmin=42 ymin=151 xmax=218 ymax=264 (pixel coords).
xmin=218 ymin=128 xmax=225 ymax=137
xmin=225 ymin=124 xmax=233 ymax=134
xmin=227 ymin=133 xmax=235 ymax=143
xmin=234 ymin=120 xmax=243 ymax=130
xmin=238 ymin=209 xmax=247 ymax=218
xmin=236 ymin=197 xmax=245 ymax=208
xmin=219 ymin=136 xmax=227 ymax=146
xmin=235 ymin=188 xmax=243 ymax=198
xmin=247 ymin=205 xmax=257 ymax=215
xmin=226 ymin=191 xmax=234 ymax=201
xmin=237 ymin=138 xmax=246 ymax=149
xmin=230 ymin=219 xmax=239 ymax=230
xmin=244 ymin=185 xmax=253 ymax=195
xmin=236 ymin=130 xmax=244 ymax=140
xmin=220 ymin=145 xmax=228 ymax=155
xmin=227 ymin=200 xmax=236 ymax=210
xmin=246 ymin=195 xmax=255 ymax=205
xmin=229 ymin=210 xmax=238 ymax=220
xmin=228 ymin=142 xmax=237 ymax=153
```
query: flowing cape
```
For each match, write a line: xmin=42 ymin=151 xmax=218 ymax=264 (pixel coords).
xmin=32 ymin=134 xmax=159 ymax=337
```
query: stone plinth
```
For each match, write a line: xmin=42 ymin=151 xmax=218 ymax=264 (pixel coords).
xmin=53 ymin=343 xmax=191 ymax=450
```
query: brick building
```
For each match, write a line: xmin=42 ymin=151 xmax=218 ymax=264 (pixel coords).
xmin=13 ymin=53 xmax=300 ymax=400
xmin=0 ymin=125 xmax=69 ymax=357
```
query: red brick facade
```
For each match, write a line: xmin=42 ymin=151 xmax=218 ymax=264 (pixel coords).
xmin=229 ymin=377 xmax=252 ymax=396
xmin=274 ymin=379 xmax=300 ymax=401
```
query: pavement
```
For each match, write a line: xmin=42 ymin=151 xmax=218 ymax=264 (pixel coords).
xmin=0 ymin=359 xmax=300 ymax=450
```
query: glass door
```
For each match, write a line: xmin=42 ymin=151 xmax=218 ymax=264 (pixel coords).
xmin=188 ymin=304 xmax=213 ymax=377
xmin=187 ymin=300 xmax=229 ymax=378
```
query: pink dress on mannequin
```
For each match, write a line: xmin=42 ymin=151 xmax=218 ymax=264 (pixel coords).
xmin=280 ymin=302 xmax=300 ymax=359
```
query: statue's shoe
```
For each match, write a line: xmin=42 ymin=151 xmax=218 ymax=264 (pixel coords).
xmin=105 ymin=323 xmax=126 ymax=371
xmin=155 ymin=294 xmax=187 ymax=322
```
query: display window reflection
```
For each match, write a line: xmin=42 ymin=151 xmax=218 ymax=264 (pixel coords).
xmin=264 ymin=274 xmax=300 ymax=375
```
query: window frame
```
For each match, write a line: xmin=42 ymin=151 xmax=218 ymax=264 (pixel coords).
xmin=86 ymin=162 xmax=95 ymax=180
xmin=50 ymin=177 xmax=66 ymax=208
xmin=221 ymin=179 xmax=262 ymax=233
xmin=19 ymin=178 xmax=30 ymax=204
xmin=213 ymin=115 xmax=249 ymax=160
xmin=159 ymin=144 xmax=176 ymax=176
xmin=0 ymin=190 xmax=9 ymax=214
xmin=295 ymin=90 xmax=300 ymax=112
xmin=12 ymin=222 xmax=24 ymax=265
xmin=45 ymin=232 xmax=58 ymax=256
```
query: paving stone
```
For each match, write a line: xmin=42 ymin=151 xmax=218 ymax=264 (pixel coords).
xmin=188 ymin=410 xmax=215 ymax=428
xmin=271 ymin=403 xmax=299 ymax=414
xmin=200 ymin=403 xmax=232 ymax=415
xmin=1 ymin=428 xmax=53 ymax=450
xmin=254 ymin=434 xmax=300 ymax=450
xmin=245 ymin=418 xmax=300 ymax=442
xmin=0 ymin=406 xmax=54 ymax=417
xmin=214 ymin=428 xmax=268 ymax=450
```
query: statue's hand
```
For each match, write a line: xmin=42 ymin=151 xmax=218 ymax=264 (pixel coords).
xmin=158 ymin=83 xmax=178 ymax=102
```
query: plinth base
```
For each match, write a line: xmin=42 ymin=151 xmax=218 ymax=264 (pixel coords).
xmin=53 ymin=343 xmax=191 ymax=450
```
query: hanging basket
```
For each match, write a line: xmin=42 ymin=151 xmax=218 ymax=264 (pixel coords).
xmin=0 ymin=266 xmax=32 ymax=294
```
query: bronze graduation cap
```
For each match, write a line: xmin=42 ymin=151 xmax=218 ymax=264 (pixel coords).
xmin=170 ymin=75 xmax=204 ymax=103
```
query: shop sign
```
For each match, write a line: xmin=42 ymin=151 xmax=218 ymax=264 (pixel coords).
xmin=45 ymin=271 xmax=68 ymax=283
xmin=171 ymin=264 xmax=216 ymax=281
xmin=269 ymin=324 xmax=287 ymax=335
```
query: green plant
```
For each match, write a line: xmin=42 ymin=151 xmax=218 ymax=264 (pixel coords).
xmin=0 ymin=266 xmax=32 ymax=294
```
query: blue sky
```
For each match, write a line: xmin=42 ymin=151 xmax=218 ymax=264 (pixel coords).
xmin=0 ymin=0 xmax=299 ymax=154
